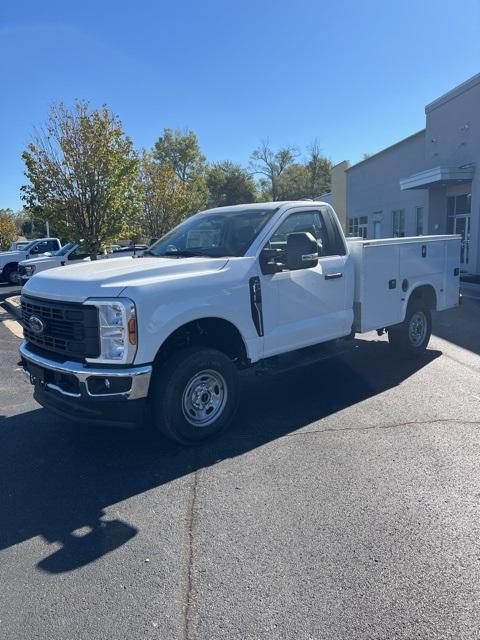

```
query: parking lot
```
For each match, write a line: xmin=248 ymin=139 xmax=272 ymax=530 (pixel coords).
xmin=1 ymin=283 xmax=480 ymax=640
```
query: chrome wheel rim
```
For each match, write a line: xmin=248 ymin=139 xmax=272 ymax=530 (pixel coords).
xmin=182 ymin=369 xmax=228 ymax=427
xmin=408 ymin=311 xmax=427 ymax=347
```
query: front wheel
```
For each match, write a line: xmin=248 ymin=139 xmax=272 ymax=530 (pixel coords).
xmin=388 ymin=304 xmax=432 ymax=357
xmin=4 ymin=265 xmax=20 ymax=285
xmin=150 ymin=346 xmax=240 ymax=445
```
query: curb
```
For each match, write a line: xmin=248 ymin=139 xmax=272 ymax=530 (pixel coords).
xmin=3 ymin=295 xmax=22 ymax=320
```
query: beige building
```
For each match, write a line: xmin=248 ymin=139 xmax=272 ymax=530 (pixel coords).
xmin=319 ymin=161 xmax=350 ymax=232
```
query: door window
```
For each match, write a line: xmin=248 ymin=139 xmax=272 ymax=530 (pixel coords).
xmin=68 ymin=247 xmax=88 ymax=260
xmin=267 ymin=210 xmax=334 ymax=260
xmin=29 ymin=241 xmax=48 ymax=255
xmin=45 ymin=240 xmax=59 ymax=251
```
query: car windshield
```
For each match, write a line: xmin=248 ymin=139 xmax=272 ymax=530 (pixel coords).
xmin=148 ymin=208 xmax=275 ymax=258
xmin=54 ymin=242 xmax=77 ymax=256
xmin=22 ymin=240 xmax=38 ymax=252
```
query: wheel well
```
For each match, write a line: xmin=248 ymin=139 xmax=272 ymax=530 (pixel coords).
xmin=154 ymin=318 xmax=249 ymax=368
xmin=408 ymin=285 xmax=437 ymax=311
xmin=3 ymin=262 xmax=18 ymax=272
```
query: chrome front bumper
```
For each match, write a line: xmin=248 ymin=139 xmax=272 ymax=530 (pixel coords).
xmin=19 ymin=340 xmax=152 ymax=401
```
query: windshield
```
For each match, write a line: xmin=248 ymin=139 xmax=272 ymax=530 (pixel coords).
xmin=54 ymin=242 xmax=77 ymax=256
xmin=22 ymin=240 xmax=38 ymax=252
xmin=148 ymin=208 xmax=275 ymax=258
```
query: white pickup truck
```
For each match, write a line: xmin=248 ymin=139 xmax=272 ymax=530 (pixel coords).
xmin=19 ymin=242 xmax=147 ymax=282
xmin=19 ymin=242 xmax=89 ymax=282
xmin=0 ymin=237 xmax=62 ymax=284
xmin=19 ymin=201 xmax=461 ymax=444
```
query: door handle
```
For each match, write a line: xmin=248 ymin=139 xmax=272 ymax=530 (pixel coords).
xmin=325 ymin=272 xmax=343 ymax=280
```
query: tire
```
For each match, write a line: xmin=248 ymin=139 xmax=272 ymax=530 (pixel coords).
xmin=388 ymin=302 xmax=432 ymax=357
xmin=3 ymin=264 xmax=19 ymax=285
xmin=149 ymin=346 xmax=240 ymax=445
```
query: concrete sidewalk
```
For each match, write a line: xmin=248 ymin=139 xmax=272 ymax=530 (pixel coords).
xmin=3 ymin=295 xmax=21 ymax=320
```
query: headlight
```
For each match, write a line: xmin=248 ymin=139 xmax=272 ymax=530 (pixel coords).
xmin=25 ymin=265 xmax=36 ymax=275
xmin=84 ymin=298 xmax=137 ymax=365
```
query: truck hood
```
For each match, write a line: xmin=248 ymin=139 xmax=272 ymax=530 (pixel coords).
xmin=22 ymin=256 xmax=230 ymax=302
xmin=20 ymin=255 xmax=57 ymax=267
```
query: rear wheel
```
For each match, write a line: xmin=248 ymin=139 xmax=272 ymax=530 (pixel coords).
xmin=388 ymin=302 xmax=432 ymax=357
xmin=150 ymin=346 xmax=240 ymax=445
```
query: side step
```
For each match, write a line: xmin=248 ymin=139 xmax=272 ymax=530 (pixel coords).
xmin=255 ymin=340 xmax=357 ymax=377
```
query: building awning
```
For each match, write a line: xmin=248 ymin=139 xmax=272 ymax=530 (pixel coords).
xmin=400 ymin=165 xmax=475 ymax=190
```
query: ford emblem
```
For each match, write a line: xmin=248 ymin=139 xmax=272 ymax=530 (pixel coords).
xmin=28 ymin=315 xmax=45 ymax=335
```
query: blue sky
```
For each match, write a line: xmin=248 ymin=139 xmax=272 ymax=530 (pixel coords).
xmin=1 ymin=0 xmax=479 ymax=210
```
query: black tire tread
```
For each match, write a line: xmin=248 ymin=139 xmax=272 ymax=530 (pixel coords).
xmin=150 ymin=346 xmax=239 ymax=445
xmin=388 ymin=302 xmax=432 ymax=358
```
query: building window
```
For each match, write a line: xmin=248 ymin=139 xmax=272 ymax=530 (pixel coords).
xmin=348 ymin=216 xmax=368 ymax=238
xmin=392 ymin=210 xmax=405 ymax=237
xmin=416 ymin=207 xmax=424 ymax=235
xmin=447 ymin=193 xmax=471 ymax=233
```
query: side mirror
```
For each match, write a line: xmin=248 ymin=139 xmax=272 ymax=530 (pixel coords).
xmin=260 ymin=247 xmax=284 ymax=274
xmin=286 ymin=232 xmax=318 ymax=270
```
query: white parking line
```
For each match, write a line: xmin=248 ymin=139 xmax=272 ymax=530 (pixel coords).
xmin=2 ymin=318 xmax=24 ymax=338
xmin=0 ymin=306 xmax=23 ymax=338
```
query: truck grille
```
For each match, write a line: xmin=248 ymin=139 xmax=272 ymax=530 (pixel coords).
xmin=21 ymin=295 xmax=100 ymax=359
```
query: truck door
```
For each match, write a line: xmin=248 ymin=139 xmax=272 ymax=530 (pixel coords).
xmin=259 ymin=207 xmax=352 ymax=357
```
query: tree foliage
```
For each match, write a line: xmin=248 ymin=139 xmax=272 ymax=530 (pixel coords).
xmin=251 ymin=139 xmax=332 ymax=201
xmin=207 ymin=161 xmax=256 ymax=208
xmin=21 ymin=101 xmax=140 ymax=258
xmin=153 ymin=128 xmax=206 ymax=183
xmin=139 ymin=153 xmax=193 ymax=241
xmin=275 ymin=142 xmax=332 ymax=200
xmin=0 ymin=209 xmax=18 ymax=250
xmin=249 ymin=139 xmax=298 ymax=201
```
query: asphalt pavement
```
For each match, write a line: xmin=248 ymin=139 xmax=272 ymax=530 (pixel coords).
xmin=1 ymin=289 xmax=480 ymax=639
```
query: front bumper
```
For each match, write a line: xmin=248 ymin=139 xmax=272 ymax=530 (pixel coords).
xmin=20 ymin=341 xmax=152 ymax=427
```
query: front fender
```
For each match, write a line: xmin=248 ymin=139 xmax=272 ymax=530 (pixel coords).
xmin=127 ymin=259 xmax=263 ymax=364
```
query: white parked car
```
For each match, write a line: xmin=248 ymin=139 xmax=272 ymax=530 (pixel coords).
xmin=19 ymin=242 xmax=147 ymax=282
xmin=19 ymin=201 xmax=460 ymax=444
xmin=0 ymin=238 xmax=62 ymax=284
xmin=19 ymin=242 xmax=89 ymax=282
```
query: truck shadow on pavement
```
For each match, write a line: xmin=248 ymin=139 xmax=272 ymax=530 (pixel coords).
xmin=0 ymin=339 xmax=441 ymax=574
xmin=432 ymin=296 xmax=480 ymax=356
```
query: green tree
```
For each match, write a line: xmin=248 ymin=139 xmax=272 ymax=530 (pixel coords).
xmin=276 ymin=164 xmax=309 ymax=200
xmin=249 ymin=139 xmax=298 ymax=201
xmin=207 ymin=161 xmax=257 ymax=207
xmin=0 ymin=209 xmax=18 ymax=250
xmin=139 ymin=153 xmax=193 ymax=240
xmin=153 ymin=128 xmax=206 ymax=183
xmin=305 ymin=140 xmax=332 ymax=198
xmin=272 ymin=141 xmax=332 ymax=200
xmin=21 ymin=101 xmax=140 ymax=258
